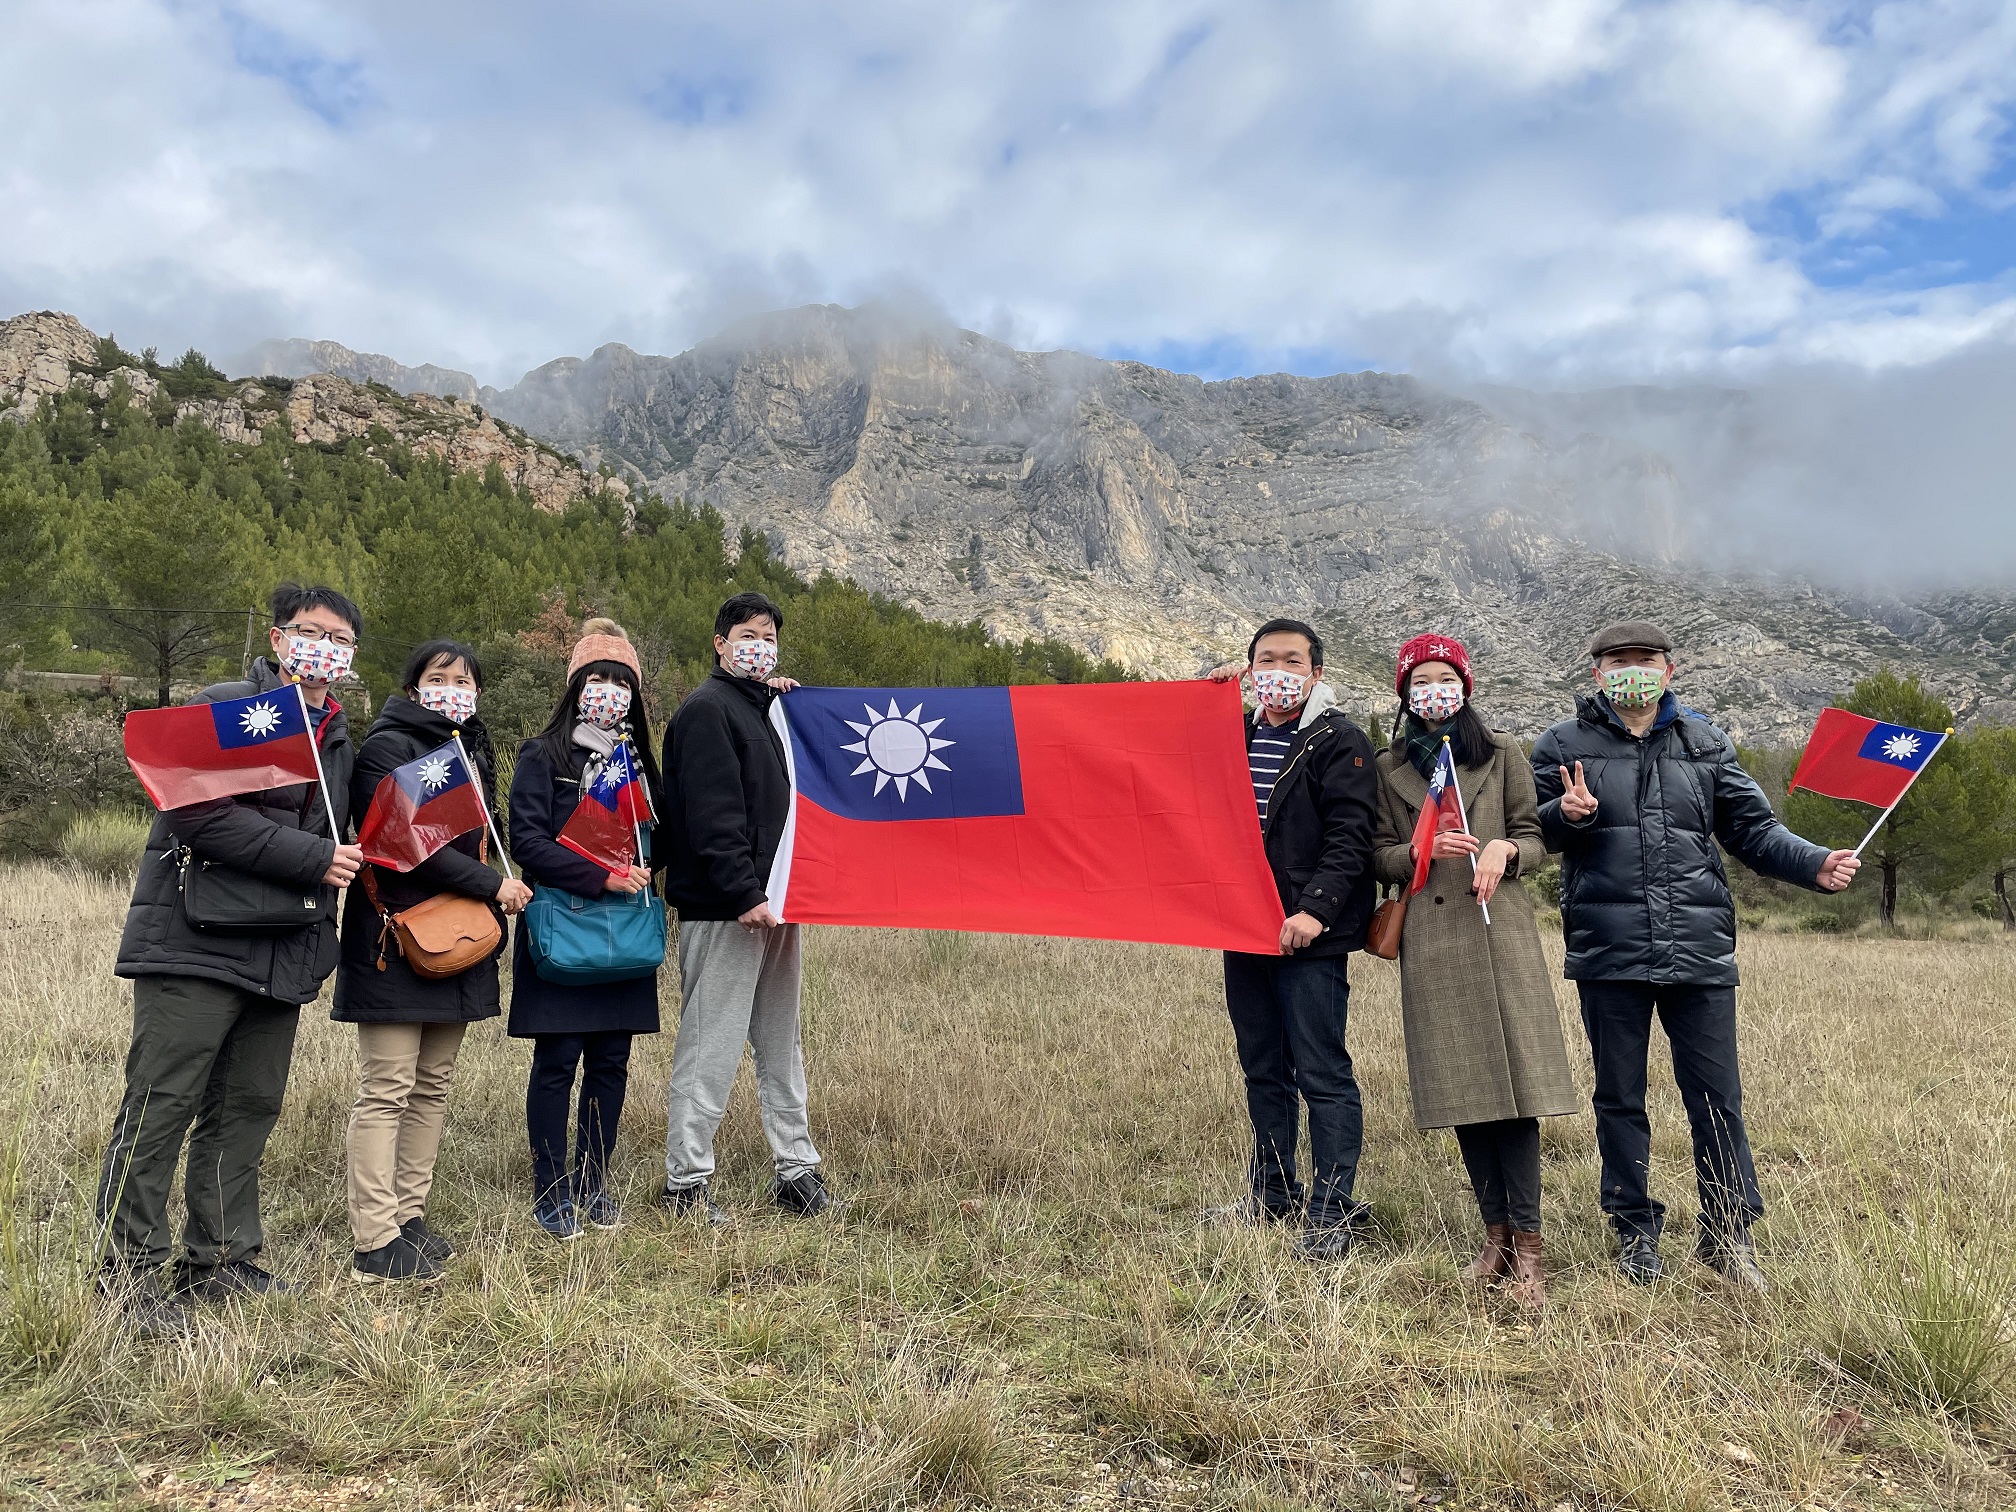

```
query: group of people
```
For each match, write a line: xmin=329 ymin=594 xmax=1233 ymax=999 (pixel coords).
xmin=1211 ymin=617 xmax=1857 ymax=1306
xmin=91 ymin=584 xmax=1857 ymax=1333
xmin=97 ymin=587 xmax=824 ymax=1330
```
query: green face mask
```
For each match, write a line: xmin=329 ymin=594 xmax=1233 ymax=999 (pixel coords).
xmin=1602 ymin=665 xmax=1666 ymax=710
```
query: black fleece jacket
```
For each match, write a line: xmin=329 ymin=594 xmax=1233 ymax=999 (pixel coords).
xmin=660 ymin=669 xmax=790 ymax=920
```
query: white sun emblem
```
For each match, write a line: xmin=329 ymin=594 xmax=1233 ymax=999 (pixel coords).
xmin=1881 ymin=732 xmax=1921 ymax=763
xmin=416 ymin=755 xmax=454 ymax=791
xmin=238 ymin=701 xmax=284 ymax=739
xmin=842 ymin=699 xmax=954 ymax=800
xmin=592 ymin=761 xmax=624 ymax=795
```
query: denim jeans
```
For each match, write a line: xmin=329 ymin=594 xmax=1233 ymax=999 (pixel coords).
xmin=1577 ymin=980 xmax=1762 ymax=1242
xmin=1222 ymin=951 xmax=1363 ymax=1227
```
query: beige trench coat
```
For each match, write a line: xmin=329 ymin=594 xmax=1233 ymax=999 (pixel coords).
xmin=1372 ymin=733 xmax=1580 ymax=1131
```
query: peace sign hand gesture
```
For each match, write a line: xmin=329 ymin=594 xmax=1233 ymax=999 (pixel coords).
xmin=1557 ymin=761 xmax=1598 ymax=821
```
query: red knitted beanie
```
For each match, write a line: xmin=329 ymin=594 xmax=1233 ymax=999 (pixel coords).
xmin=1394 ymin=633 xmax=1472 ymax=697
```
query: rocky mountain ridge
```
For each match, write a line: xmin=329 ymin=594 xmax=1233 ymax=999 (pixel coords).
xmin=236 ymin=337 xmax=481 ymax=402
xmin=1 ymin=313 xmax=622 ymax=513
xmin=461 ymin=305 xmax=2012 ymax=744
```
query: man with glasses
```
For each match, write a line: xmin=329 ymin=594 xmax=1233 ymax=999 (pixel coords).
xmin=98 ymin=584 xmax=365 ymax=1331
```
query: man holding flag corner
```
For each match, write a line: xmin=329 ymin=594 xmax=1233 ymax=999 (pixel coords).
xmin=660 ymin=592 xmax=834 ymax=1224
xmin=100 ymin=585 xmax=365 ymax=1332
xmin=1208 ymin=619 xmax=1380 ymax=1262
xmin=1532 ymin=620 xmax=1859 ymax=1292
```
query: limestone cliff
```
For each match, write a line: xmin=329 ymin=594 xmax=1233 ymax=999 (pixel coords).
xmin=473 ymin=305 xmax=2014 ymax=742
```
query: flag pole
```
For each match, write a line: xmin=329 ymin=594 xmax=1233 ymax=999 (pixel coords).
xmin=1848 ymin=728 xmax=1952 ymax=860
xmin=292 ymin=680 xmax=343 ymax=845
xmin=453 ymin=731 xmax=516 ymax=879
xmin=622 ymin=733 xmax=647 ymax=872
xmin=1445 ymin=735 xmax=1491 ymax=925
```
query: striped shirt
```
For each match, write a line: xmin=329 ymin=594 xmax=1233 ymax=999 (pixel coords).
xmin=1247 ymin=717 xmax=1297 ymax=820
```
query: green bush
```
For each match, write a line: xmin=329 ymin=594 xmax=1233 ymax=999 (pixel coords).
xmin=59 ymin=809 xmax=151 ymax=878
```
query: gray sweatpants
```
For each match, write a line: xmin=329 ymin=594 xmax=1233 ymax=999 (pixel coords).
xmin=665 ymin=919 xmax=821 ymax=1189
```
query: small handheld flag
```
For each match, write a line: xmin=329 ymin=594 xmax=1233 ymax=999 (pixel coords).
xmin=356 ymin=739 xmax=490 ymax=872
xmin=1789 ymin=707 xmax=1951 ymax=859
xmin=1407 ymin=739 xmax=1466 ymax=896
xmin=1789 ymin=709 xmax=1947 ymax=808
xmin=124 ymin=686 xmax=322 ymax=809
xmin=557 ymin=741 xmax=650 ymax=875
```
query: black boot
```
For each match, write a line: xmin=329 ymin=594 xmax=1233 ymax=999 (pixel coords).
xmin=1617 ymin=1231 xmax=1664 ymax=1284
xmin=1696 ymin=1227 xmax=1768 ymax=1293
xmin=400 ymin=1216 xmax=456 ymax=1263
xmin=98 ymin=1264 xmax=192 ymax=1337
xmin=773 ymin=1170 xmax=840 ymax=1217
xmin=352 ymin=1235 xmax=442 ymax=1285
xmin=661 ymin=1181 xmax=732 ymax=1227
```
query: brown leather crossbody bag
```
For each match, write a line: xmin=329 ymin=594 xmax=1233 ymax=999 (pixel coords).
xmin=360 ymin=839 xmax=501 ymax=981
xmin=1365 ymin=886 xmax=1406 ymax=960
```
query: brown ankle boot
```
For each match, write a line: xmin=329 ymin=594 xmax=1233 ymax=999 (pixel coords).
xmin=1461 ymin=1222 xmax=1514 ymax=1284
xmin=1508 ymin=1230 xmax=1547 ymax=1310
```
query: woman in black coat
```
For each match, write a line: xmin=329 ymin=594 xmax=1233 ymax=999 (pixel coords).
xmin=335 ymin=640 xmax=532 ymax=1284
xmin=508 ymin=618 xmax=662 ymax=1241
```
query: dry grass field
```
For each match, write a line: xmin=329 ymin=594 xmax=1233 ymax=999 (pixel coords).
xmin=1 ymin=862 xmax=2012 ymax=1511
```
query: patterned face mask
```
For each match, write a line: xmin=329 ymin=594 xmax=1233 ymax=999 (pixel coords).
xmin=282 ymin=634 xmax=354 ymax=684
xmin=1408 ymin=682 xmax=1465 ymax=721
xmin=577 ymin=681 xmax=633 ymax=730
xmin=1602 ymin=664 xmax=1667 ymax=710
xmin=726 ymin=637 xmax=780 ymax=680
xmin=415 ymin=684 xmax=478 ymax=724
xmin=1252 ymin=669 xmax=1308 ymax=712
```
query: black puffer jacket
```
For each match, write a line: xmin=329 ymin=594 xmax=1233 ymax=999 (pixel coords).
xmin=115 ymin=660 xmax=353 ymax=1005
xmin=660 ymin=669 xmax=789 ymax=921
xmin=1246 ymin=689 xmax=1380 ymax=959
xmin=1532 ymin=694 xmax=1829 ymax=986
xmin=332 ymin=697 xmax=504 ymax=1025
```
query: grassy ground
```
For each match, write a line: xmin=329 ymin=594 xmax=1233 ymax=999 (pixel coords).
xmin=0 ymin=862 xmax=2012 ymax=1511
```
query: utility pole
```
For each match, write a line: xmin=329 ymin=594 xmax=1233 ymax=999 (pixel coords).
xmin=241 ymin=605 xmax=257 ymax=678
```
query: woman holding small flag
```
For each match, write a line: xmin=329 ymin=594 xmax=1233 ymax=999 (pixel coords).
xmin=507 ymin=619 xmax=663 ymax=1242
xmin=1372 ymin=634 xmax=1577 ymax=1310
xmin=336 ymin=640 xmax=528 ymax=1284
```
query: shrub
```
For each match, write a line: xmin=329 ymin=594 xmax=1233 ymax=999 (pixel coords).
xmin=59 ymin=809 xmax=151 ymax=878
xmin=1808 ymin=1197 xmax=2016 ymax=1418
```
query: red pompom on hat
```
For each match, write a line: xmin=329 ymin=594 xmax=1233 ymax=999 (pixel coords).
xmin=1394 ymin=633 xmax=1472 ymax=697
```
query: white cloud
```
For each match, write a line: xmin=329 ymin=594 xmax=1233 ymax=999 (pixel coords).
xmin=0 ymin=0 xmax=2013 ymax=391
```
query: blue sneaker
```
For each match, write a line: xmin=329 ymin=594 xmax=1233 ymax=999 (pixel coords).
xmin=580 ymin=1188 xmax=622 ymax=1230
xmin=533 ymin=1196 xmax=582 ymax=1241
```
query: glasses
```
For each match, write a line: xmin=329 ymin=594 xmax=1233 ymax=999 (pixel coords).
xmin=275 ymin=623 xmax=359 ymax=649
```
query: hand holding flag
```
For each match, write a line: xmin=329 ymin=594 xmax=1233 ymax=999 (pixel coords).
xmin=1407 ymin=737 xmax=1491 ymax=923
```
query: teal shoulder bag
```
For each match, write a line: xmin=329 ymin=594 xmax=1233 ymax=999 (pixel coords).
xmin=523 ymin=883 xmax=666 ymax=985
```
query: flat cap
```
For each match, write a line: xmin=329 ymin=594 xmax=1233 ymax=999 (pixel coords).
xmin=1586 ymin=619 xmax=1674 ymax=658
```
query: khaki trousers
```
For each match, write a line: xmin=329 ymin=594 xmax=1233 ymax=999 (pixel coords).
xmin=346 ymin=1022 xmax=467 ymax=1252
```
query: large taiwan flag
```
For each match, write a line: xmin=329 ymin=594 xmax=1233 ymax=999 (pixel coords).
xmin=123 ymin=686 xmax=323 ymax=809
xmin=766 ymin=680 xmax=1285 ymax=952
